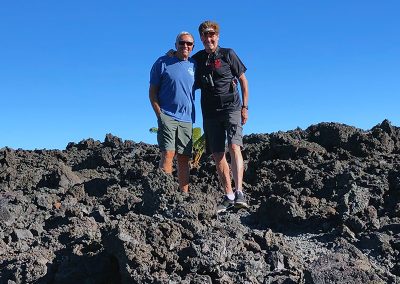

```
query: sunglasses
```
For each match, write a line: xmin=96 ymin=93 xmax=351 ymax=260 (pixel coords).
xmin=178 ymin=41 xmax=194 ymax=46
xmin=202 ymin=31 xmax=216 ymax=37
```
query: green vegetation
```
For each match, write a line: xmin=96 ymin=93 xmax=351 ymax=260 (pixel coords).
xmin=192 ymin=128 xmax=205 ymax=167
xmin=149 ymin=127 xmax=158 ymax=133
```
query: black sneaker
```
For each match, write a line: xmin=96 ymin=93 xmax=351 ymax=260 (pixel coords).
xmin=216 ymin=196 xmax=235 ymax=213
xmin=235 ymin=191 xmax=249 ymax=209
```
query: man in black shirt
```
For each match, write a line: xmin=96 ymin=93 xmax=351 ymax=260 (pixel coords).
xmin=192 ymin=20 xmax=249 ymax=213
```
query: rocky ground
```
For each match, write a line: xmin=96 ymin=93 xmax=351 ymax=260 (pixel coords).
xmin=1 ymin=119 xmax=400 ymax=284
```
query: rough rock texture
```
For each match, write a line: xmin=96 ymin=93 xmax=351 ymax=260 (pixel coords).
xmin=0 ymin=120 xmax=399 ymax=283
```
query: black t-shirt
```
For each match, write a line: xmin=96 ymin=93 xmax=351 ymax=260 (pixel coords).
xmin=192 ymin=47 xmax=247 ymax=118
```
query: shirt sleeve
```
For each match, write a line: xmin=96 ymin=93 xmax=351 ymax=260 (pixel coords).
xmin=192 ymin=58 xmax=201 ymax=90
xmin=227 ymin=49 xmax=247 ymax=78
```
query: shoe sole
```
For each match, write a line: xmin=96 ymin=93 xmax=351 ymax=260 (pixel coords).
xmin=235 ymin=202 xmax=249 ymax=209
xmin=217 ymin=205 xmax=235 ymax=213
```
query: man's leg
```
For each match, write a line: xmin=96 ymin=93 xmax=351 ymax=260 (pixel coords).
xmin=226 ymin=111 xmax=248 ymax=208
xmin=204 ymin=116 xmax=235 ymax=212
xmin=159 ymin=150 xmax=175 ymax=173
xmin=204 ymin=117 xmax=231 ymax=193
xmin=157 ymin=113 xmax=178 ymax=174
xmin=177 ymin=154 xmax=190 ymax=192
xmin=213 ymin=151 xmax=235 ymax=213
xmin=212 ymin=152 xmax=233 ymax=195
xmin=228 ymin=144 xmax=248 ymax=208
xmin=226 ymin=111 xmax=244 ymax=190
xmin=176 ymin=119 xmax=193 ymax=193
xmin=228 ymin=144 xmax=244 ymax=191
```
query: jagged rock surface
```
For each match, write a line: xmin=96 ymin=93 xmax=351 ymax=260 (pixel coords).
xmin=0 ymin=120 xmax=399 ymax=283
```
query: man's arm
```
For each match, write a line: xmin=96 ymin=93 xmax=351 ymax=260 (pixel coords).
xmin=238 ymin=73 xmax=248 ymax=125
xmin=149 ymin=84 xmax=161 ymax=117
xmin=166 ymin=49 xmax=176 ymax=57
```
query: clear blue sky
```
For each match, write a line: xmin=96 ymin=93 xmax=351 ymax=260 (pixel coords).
xmin=1 ymin=1 xmax=399 ymax=150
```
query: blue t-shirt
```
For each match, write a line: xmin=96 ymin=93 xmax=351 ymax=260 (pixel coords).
xmin=150 ymin=55 xmax=196 ymax=123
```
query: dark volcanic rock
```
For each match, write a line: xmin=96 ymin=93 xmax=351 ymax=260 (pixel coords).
xmin=1 ymin=120 xmax=400 ymax=283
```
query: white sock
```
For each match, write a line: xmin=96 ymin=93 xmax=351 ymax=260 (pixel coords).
xmin=227 ymin=193 xmax=235 ymax=200
xmin=236 ymin=189 xmax=243 ymax=194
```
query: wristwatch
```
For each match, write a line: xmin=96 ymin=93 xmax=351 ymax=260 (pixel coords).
xmin=242 ymin=105 xmax=248 ymax=110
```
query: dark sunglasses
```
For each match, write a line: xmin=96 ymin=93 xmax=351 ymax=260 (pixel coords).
xmin=178 ymin=41 xmax=194 ymax=46
xmin=202 ymin=31 xmax=216 ymax=37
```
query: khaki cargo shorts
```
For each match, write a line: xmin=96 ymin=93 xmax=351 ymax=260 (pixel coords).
xmin=157 ymin=112 xmax=193 ymax=156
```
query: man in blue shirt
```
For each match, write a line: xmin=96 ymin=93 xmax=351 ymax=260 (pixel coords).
xmin=149 ymin=31 xmax=196 ymax=193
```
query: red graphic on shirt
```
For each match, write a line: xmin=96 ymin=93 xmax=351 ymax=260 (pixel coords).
xmin=212 ymin=59 xmax=221 ymax=69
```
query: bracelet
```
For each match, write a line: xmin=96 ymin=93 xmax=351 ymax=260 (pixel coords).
xmin=242 ymin=105 xmax=248 ymax=110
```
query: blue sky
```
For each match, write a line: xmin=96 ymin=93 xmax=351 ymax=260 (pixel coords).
xmin=1 ymin=1 xmax=399 ymax=150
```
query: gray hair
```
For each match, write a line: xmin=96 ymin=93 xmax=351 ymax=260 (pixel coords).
xmin=175 ymin=31 xmax=194 ymax=44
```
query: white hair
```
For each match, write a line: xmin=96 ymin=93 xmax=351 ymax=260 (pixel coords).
xmin=175 ymin=31 xmax=194 ymax=44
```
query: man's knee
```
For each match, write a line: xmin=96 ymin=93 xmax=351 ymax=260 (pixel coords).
xmin=229 ymin=143 xmax=241 ymax=152
xmin=163 ymin=151 xmax=175 ymax=159
xmin=212 ymin=152 xmax=226 ymax=164
xmin=160 ymin=151 xmax=175 ymax=173
xmin=229 ymin=144 xmax=242 ymax=156
xmin=176 ymin=153 xmax=190 ymax=164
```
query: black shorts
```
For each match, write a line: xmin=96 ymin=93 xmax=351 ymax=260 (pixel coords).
xmin=203 ymin=111 xmax=243 ymax=153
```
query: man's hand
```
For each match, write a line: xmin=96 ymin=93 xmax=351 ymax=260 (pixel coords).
xmin=241 ymin=108 xmax=248 ymax=125
xmin=166 ymin=49 xmax=176 ymax=57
